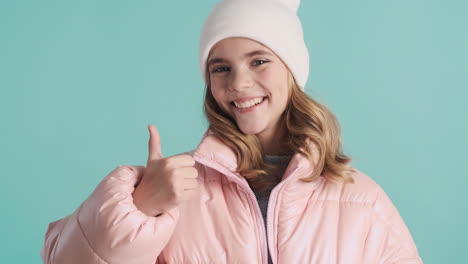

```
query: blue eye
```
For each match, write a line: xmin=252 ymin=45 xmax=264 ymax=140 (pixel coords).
xmin=212 ymin=66 xmax=230 ymax=73
xmin=211 ymin=60 xmax=268 ymax=73
xmin=253 ymin=59 xmax=268 ymax=65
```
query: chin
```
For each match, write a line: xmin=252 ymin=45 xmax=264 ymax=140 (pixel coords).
xmin=238 ymin=124 xmax=265 ymax=135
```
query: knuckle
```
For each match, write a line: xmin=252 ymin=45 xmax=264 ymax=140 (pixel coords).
xmin=167 ymin=181 xmax=176 ymax=193
xmin=182 ymin=154 xmax=195 ymax=164
xmin=170 ymin=170 xmax=179 ymax=179
xmin=165 ymin=160 xmax=180 ymax=172
xmin=173 ymin=191 xmax=182 ymax=203
xmin=159 ymin=158 xmax=170 ymax=169
xmin=164 ymin=157 xmax=175 ymax=168
xmin=168 ymin=189 xmax=178 ymax=201
xmin=188 ymin=157 xmax=196 ymax=165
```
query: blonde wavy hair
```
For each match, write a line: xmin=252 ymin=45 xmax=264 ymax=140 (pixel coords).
xmin=204 ymin=68 xmax=355 ymax=192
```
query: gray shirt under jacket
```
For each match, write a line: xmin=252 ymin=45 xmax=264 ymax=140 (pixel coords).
xmin=253 ymin=154 xmax=293 ymax=264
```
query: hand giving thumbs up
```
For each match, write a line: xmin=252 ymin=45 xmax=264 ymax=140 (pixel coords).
xmin=132 ymin=125 xmax=199 ymax=217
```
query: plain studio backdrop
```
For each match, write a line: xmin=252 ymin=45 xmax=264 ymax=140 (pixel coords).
xmin=1 ymin=0 xmax=467 ymax=263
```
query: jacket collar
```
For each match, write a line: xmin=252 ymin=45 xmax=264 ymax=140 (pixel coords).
xmin=192 ymin=129 xmax=322 ymax=183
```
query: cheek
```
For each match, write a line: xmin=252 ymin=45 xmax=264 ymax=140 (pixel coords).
xmin=272 ymin=83 xmax=290 ymax=112
xmin=261 ymin=65 xmax=288 ymax=90
xmin=210 ymin=86 xmax=223 ymax=102
xmin=210 ymin=86 xmax=229 ymax=112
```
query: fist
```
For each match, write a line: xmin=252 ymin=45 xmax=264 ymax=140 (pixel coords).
xmin=132 ymin=125 xmax=199 ymax=217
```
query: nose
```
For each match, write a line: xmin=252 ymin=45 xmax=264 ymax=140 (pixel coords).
xmin=229 ymin=66 xmax=253 ymax=92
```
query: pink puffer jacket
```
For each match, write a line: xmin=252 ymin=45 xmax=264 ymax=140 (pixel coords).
xmin=40 ymin=130 xmax=423 ymax=264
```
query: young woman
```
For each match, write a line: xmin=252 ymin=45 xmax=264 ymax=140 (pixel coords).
xmin=40 ymin=0 xmax=423 ymax=263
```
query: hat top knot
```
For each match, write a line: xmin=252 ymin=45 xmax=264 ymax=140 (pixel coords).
xmin=227 ymin=0 xmax=300 ymax=12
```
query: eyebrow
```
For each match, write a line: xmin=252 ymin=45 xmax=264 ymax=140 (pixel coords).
xmin=207 ymin=50 xmax=273 ymax=68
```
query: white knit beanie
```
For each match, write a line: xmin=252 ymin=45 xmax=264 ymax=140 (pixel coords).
xmin=199 ymin=0 xmax=309 ymax=91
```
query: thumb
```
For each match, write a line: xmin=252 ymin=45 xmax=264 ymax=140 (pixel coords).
xmin=147 ymin=124 xmax=163 ymax=167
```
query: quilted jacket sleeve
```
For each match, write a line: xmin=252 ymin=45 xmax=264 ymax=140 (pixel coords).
xmin=40 ymin=165 xmax=180 ymax=264
xmin=363 ymin=184 xmax=424 ymax=264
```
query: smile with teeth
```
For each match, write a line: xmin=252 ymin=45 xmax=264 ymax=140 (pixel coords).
xmin=233 ymin=97 xmax=266 ymax=109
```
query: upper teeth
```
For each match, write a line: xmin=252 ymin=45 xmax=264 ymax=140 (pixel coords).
xmin=234 ymin=97 xmax=264 ymax=109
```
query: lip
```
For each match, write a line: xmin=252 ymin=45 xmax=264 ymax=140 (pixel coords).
xmin=231 ymin=96 xmax=266 ymax=104
xmin=232 ymin=96 xmax=267 ymax=113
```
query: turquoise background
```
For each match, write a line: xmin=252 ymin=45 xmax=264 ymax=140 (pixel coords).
xmin=1 ymin=0 xmax=466 ymax=263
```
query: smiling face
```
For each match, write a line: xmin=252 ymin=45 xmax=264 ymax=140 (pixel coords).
xmin=207 ymin=37 xmax=291 ymax=140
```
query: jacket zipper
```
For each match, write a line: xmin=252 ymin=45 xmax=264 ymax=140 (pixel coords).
xmin=235 ymin=167 xmax=299 ymax=264
xmin=241 ymin=181 xmax=269 ymax=264
xmin=192 ymin=154 xmax=268 ymax=263
xmin=266 ymin=168 xmax=299 ymax=264
xmin=192 ymin=153 xmax=298 ymax=264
